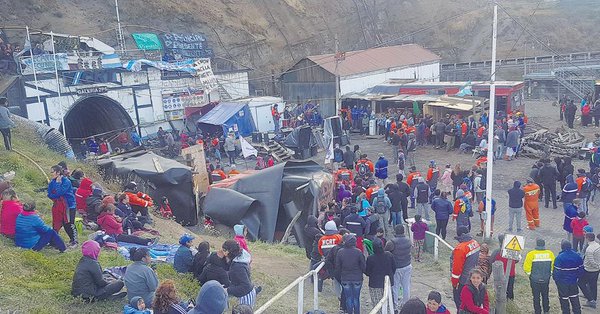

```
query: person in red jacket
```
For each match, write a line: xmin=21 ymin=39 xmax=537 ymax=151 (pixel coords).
xmin=489 ymin=234 xmax=519 ymax=300
xmin=1 ymin=188 xmax=23 ymax=238
xmin=75 ymin=177 xmax=93 ymax=214
xmin=451 ymin=226 xmax=480 ymax=309
xmin=459 ymin=268 xmax=490 ymax=314
xmin=570 ymin=211 xmax=589 ymax=252
xmin=96 ymin=204 xmax=155 ymax=246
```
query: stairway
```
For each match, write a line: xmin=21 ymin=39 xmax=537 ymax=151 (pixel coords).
xmin=216 ymin=80 xmax=232 ymax=101
xmin=260 ymin=141 xmax=292 ymax=162
xmin=554 ymin=70 xmax=595 ymax=100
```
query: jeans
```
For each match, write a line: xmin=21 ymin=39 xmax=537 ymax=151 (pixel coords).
xmin=392 ymin=145 xmax=398 ymax=163
xmin=556 ymin=282 xmax=581 ymax=314
xmin=495 ymin=143 xmax=505 ymax=160
xmin=400 ymin=200 xmax=408 ymax=221
xmin=416 ymin=203 xmax=430 ymax=220
xmin=573 ymin=236 xmax=585 ymax=253
xmin=578 ymin=197 xmax=588 ymax=214
xmin=379 ymin=210 xmax=391 ymax=237
xmin=390 ymin=211 xmax=403 ymax=226
xmin=227 ymin=150 xmax=236 ymax=165
xmin=116 ymin=234 xmax=152 ymax=246
xmin=435 ymin=219 xmax=448 ymax=239
xmin=508 ymin=207 xmax=522 ymax=231
xmin=543 ymin=183 xmax=557 ymax=208
xmin=341 ymin=281 xmax=362 ymax=314
xmin=578 ymin=270 xmax=599 ymax=302
xmin=530 ymin=280 xmax=550 ymax=314
xmin=0 ymin=128 xmax=11 ymax=150
xmin=392 ymin=264 xmax=412 ymax=309
xmin=32 ymin=229 xmax=66 ymax=252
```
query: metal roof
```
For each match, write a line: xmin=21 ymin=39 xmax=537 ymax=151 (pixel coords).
xmin=306 ymin=44 xmax=441 ymax=77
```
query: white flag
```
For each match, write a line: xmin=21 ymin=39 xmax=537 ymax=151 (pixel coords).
xmin=324 ymin=138 xmax=334 ymax=164
xmin=240 ymin=136 xmax=258 ymax=158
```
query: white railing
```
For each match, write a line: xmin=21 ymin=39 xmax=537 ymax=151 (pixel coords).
xmin=369 ymin=275 xmax=394 ymax=314
xmin=255 ymin=261 xmax=325 ymax=314
xmin=425 ymin=230 xmax=454 ymax=261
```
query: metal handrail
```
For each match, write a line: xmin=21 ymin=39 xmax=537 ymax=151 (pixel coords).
xmin=255 ymin=261 xmax=325 ymax=314
xmin=425 ymin=230 xmax=454 ymax=261
xmin=369 ymin=275 xmax=394 ymax=314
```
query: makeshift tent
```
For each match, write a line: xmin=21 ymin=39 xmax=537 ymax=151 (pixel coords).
xmin=197 ymin=102 xmax=256 ymax=137
xmin=97 ymin=151 xmax=197 ymax=225
xmin=202 ymin=160 xmax=334 ymax=243
xmin=232 ymin=96 xmax=284 ymax=132
xmin=283 ymin=125 xmax=319 ymax=159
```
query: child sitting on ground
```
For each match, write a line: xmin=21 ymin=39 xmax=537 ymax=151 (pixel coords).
xmin=411 ymin=214 xmax=429 ymax=262
xmin=426 ymin=290 xmax=451 ymax=314
xmin=123 ymin=296 xmax=151 ymax=314
xmin=234 ymin=224 xmax=250 ymax=253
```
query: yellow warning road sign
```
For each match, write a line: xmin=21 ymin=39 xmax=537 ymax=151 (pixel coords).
xmin=501 ymin=234 xmax=525 ymax=261
xmin=505 ymin=236 xmax=522 ymax=251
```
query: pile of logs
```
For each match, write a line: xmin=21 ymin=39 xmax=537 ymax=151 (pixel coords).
xmin=520 ymin=126 xmax=586 ymax=159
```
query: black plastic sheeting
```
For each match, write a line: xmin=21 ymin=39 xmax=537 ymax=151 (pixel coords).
xmin=283 ymin=125 xmax=319 ymax=149
xmin=97 ymin=151 xmax=197 ymax=226
xmin=203 ymin=160 xmax=332 ymax=243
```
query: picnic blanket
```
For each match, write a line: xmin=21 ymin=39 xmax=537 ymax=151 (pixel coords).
xmin=117 ymin=242 xmax=180 ymax=264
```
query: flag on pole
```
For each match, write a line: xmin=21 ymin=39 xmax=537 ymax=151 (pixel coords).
xmin=456 ymin=81 xmax=474 ymax=96
xmin=412 ymin=101 xmax=421 ymax=116
xmin=240 ymin=136 xmax=258 ymax=158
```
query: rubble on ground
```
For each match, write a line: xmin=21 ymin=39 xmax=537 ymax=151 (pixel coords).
xmin=520 ymin=124 xmax=586 ymax=159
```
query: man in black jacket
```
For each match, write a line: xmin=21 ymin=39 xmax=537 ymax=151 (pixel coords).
xmin=365 ymin=238 xmax=396 ymax=308
xmin=385 ymin=183 xmax=403 ymax=227
xmin=508 ymin=181 xmax=525 ymax=232
xmin=385 ymin=224 xmax=412 ymax=310
xmin=72 ymin=240 xmax=125 ymax=301
xmin=392 ymin=173 xmax=411 ymax=221
xmin=539 ymin=159 xmax=559 ymax=209
xmin=434 ymin=120 xmax=446 ymax=149
xmin=324 ymin=228 xmax=350 ymax=312
xmin=335 ymin=234 xmax=366 ymax=314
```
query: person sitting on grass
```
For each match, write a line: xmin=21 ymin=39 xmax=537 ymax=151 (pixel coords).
xmin=124 ymin=247 xmax=159 ymax=307
xmin=173 ymin=233 xmax=195 ymax=273
xmin=123 ymin=296 xmax=151 ymax=314
xmin=1 ymin=188 xmax=22 ymax=239
xmin=222 ymin=239 xmax=261 ymax=308
xmin=71 ymin=240 xmax=126 ymax=302
xmin=191 ymin=241 xmax=210 ymax=282
xmin=234 ymin=224 xmax=250 ymax=253
xmin=15 ymin=200 xmax=66 ymax=252
xmin=187 ymin=280 xmax=228 ymax=314
xmin=152 ymin=280 xmax=188 ymax=314
xmin=97 ymin=204 xmax=156 ymax=246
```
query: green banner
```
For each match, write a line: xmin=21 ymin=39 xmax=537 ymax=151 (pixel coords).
xmin=131 ymin=33 xmax=163 ymax=50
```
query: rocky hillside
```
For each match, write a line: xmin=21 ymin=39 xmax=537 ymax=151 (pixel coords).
xmin=2 ymin=0 xmax=600 ymax=85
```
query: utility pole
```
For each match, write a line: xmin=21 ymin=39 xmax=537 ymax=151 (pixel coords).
xmin=484 ymin=3 xmax=498 ymax=240
xmin=25 ymin=26 xmax=42 ymax=107
xmin=115 ymin=0 xmax=126 ymax=55
xmin=50 ymin=31 xmax=66 ymax=137
xmin=334 ymin=34 xmax=342 ymax=116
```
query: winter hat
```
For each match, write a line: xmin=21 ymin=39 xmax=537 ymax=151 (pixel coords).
xmin=535 ymin=238 xmax=546 ymax=250
xmin=342 ymin=233 xmax=357 ymax=248
xmin=125 ymin=181 xmax=137 ymax=191
xmin=234 ymin=224 xmax=245 ymax=236
xmin=188 ymin=280 xmax=228 ymax=314
xmin=583 ymin=225 xmax=594 ymax=233
xmin=129 ymin=296 xmax=144 ymax=310
xmin=577 ymin=169 xmax=586 ymax=176
xmin=457 ymin=226 xmax=469 ymax=237
xmin=456 ymin=189 xmax=465 ymax=198
xmin=81 ymin=240 xmax=101 ymax=260
xmin=324 ymin=221 xmax=338 ymax=235
xmin=430 ymin=160 xmax=436 ymax=167
xmin=526 ymin=178 xmax=534 ymax=184
xmin=378 ymin=153 xmax=384 ymax=157
xmin=561 ymin=239 xmax=572 ymax=251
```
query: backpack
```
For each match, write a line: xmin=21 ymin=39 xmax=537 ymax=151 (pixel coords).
xmin=375 ymin=196 xmax=387 ymax=214
xmin=357 ymin=162 xmax=370 ymax=177
xmin=582 ymin=177 xmax=593 ymax=192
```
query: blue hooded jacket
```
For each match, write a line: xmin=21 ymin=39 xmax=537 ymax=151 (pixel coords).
xmin=561 ymin=174 xmax=578 ymax=203
xmin=375 ymin=157 xmax=388 ymax=179
xmin=553 ymin=245 xmax=583 ymax=284
xmin=47 ymin=177 xmax=76 ymax=209
xmin=563 ymin=203 xmax=578 ymax=233
xmin=15 ymin=211 xmax=52 ymax=249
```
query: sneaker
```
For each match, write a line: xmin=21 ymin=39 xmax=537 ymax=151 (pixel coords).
xmin=584 ymin=300 xmax=597 ymax=308
xmin=107 ymin=291 xmax=127 ymax=301
xmin=255 ymin=286 xmax=262 ymax=295
xmin=476 ymin=231 xmax=484 ymax=236
xmin=68 ymin=241 xmax=79 ymax=249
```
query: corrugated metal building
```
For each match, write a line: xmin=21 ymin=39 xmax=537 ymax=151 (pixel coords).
xmin=280 ymin=44 xmax=441 ymax=117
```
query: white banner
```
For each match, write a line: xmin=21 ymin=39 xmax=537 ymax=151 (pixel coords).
xmin=240 ymin=136 xmax=258 ymax=158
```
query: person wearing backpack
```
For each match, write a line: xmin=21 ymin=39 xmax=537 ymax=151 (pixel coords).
xmin=414 ymin=177 xmax=431 ymax=221
xmin=371 ymin=188 xmax=392 ymax=237
xmin=576 ymin=169 xmax=592 ymax=215
xmin=452 ymin=189 xmax=473 ymax=234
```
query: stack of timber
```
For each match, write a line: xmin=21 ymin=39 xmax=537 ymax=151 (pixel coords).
xmin=520 ymin=125 xmax=586 ymax=159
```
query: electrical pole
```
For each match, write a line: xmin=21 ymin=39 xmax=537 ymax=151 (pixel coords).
xmin=485 ymin=4 xmax=498 ymax=240
xmin=25 ymin=26 xmax=42 ymax=108
xmin=334 ymin=34 xmax=341 ymax=116
xmin=115 ymin=0 xmax=126 ymax=55
xmin=50 ymin=31 xmax=66 ymax=137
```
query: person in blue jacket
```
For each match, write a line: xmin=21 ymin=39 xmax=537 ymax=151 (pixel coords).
xmin=553 ymin=240 xmax=583 ymax=314
xmin=561 ymin=174 xmax=578 ymax=211
xmin=47 ymin=164 xmax=78 ymax=248
xmin=15 ymin=201 xmax=66 ymax=252
xmin=375 ymin=153 xmax=389 ymax=186
xmin=173 ymin=233 xmax=194 ymax=273
xmin=563 ymin=199 xmax=579 ymax=241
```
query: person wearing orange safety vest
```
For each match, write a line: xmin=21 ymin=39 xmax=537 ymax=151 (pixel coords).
xmin=335 ymin=166 xmax=353 ymax=185
xmin=450 ymin=226 xmax=481 ymax=310
xmin=406 ymin=166 xmax=422 ymax=208
xmin=523 ymin=179 xmax=541 ymax=230
xmin=123 ymin=182 xmax=153 ymax=221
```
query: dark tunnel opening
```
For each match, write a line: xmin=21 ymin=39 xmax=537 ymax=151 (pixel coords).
xmin=60 ymin=95 xmax=134 ymax=145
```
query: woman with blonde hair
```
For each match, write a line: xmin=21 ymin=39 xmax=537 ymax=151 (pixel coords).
xmin=152 ymin=280 xmax=187 ymax=314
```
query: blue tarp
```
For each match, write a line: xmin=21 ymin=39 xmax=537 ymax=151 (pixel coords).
xmin=197 ymin=102 xmax=256 ymax=136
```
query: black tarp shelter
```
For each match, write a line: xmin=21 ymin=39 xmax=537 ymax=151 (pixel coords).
xmin=203 ymin=160 xmax=334 ymax=243
xmin=97 ymin=151 xmax=197 ymax=225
